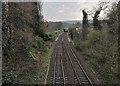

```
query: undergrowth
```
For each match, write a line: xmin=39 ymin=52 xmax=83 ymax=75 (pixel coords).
xmin=74 ymin=30 xmax=119 ymax=84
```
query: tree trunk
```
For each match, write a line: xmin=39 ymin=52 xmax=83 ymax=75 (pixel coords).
xmin=82 ymin=10 xmax=88 ymax=41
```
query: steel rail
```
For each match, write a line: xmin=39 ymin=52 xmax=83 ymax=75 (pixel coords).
xmin=70 ymin=44 xmax=93 ymax=86
xmin=60 ymin=43 xmax=66 ymax=85
xmin=52 ymin=46 xmax=57 ymax=86
xmin=64 ymin=43 xmax=82 ymax=86
xmin=53 ymin=39 xmax=66 ymax=86
xmin=61 ymin=58 xmax=66 ymax=85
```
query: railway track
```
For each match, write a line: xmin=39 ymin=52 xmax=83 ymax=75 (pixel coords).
xmin=70 ymin=43 xmax=93 ymax=86
xmin=46 ymin=33 xmax=95 ymax=86
xmin=63 ymin=36 xmax=93 ymax=86
xmin=52 ymin=37 xmax=65 ymax=85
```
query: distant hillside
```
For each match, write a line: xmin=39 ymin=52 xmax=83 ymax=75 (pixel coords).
xmin=45 ymin=20 xmax=93 ymax=31
xmin=45 ymin=21 xmax=63 ymax=32
xmin=61 ymin=20 xmax=93 ymax=27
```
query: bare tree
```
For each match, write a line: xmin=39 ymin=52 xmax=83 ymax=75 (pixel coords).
xmin=82 ymin=10 xmax=88 ymax=40
xmin=107 ymin=2 xmax=118 ymax=34
xmin=93 ymin=1 xmax=109 ymax=30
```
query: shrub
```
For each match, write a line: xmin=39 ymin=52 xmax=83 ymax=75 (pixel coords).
xmin=75 ymin=29 xmax=119 ymax=83
xmin=43 ymin=32 xmax=53 ymax=41
xmin=68 ymin=26 xmax=76 ymax=39
xmin=26 ymin=44 xmax=36 ymax=58
xmin=3 ymin=71 xmax=18 ymax=84
xmin=87 ymin=30 xmax=104 ymax=45
xmin=35 ymin=36 xmax=44 ymax=49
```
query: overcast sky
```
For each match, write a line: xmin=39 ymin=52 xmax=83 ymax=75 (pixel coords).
xmin=41 ymin=0 xmax=116 ymax=22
